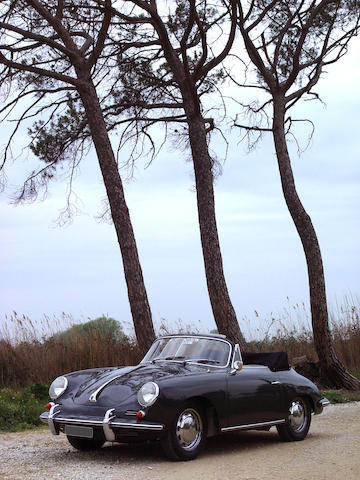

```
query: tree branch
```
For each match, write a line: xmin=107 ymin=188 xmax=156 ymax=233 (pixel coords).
xmin=0 ymin=52 xmax=80 ymax=86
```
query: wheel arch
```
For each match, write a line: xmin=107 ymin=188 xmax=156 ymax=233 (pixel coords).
xmin=283 ymin=383 xmax=317 ymax=414
xmin=305 ymin=394 xmax=316 ymax=413
xmin=185 ymin=395 xmax=220 ymax=437
xmin=290 ymin=393 xmax=315 ymax=414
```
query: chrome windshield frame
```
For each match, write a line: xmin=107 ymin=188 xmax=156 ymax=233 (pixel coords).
xmin=141 ymin=335 xmax=233 ymax=368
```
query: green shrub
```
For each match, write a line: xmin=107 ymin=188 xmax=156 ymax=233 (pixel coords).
xmin=54 ymin=316 xmax=129 ymax=344
xmin=25 ymin=382 xmax=49 ymax=400
xmin=0 ymin=384 xmax=49 ymax=433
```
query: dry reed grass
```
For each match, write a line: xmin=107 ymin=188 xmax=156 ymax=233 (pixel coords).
xmin=1 ymin=296 xmax=359 ymax=387
xmin=243 ymin=296 xmax=360 ymax=376
xmin=0 ymin=313 xmax=141 ymax=386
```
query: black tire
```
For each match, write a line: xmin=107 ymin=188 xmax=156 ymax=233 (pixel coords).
xmin=161 ymin=402 xmax=207 ymax=461
xmin=276 ymin=397 xmax=311 ymax=442
xmin=67 ymin=434 xmax=105 ymax=451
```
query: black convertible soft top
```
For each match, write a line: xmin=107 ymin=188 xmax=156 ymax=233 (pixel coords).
xmin=242 ymin=351 xmax=290 ymax=371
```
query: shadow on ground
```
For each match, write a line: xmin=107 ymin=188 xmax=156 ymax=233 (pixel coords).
xmin=48 ymin=429 xmax=295 ymax=464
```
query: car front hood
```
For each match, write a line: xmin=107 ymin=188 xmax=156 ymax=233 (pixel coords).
xmin=68 ymin=362 xmax=206 ymax=407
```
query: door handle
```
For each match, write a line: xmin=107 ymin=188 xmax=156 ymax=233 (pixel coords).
xmin=271 ymin=381 xmax=280 ymax=385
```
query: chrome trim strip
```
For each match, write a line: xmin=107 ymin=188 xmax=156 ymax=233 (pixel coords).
xmin=89 ymin=366 xmax=142 ymax=402
xmin=103 ymin=408 xmax=116 ymax=441
xmin=48 ymin=403 xmax=60 ymax=435
xmin=89 ymin=376 xmax=119 ymax=403
xmin=52 ymin=416 xmax=164 ymax=431
xmin=243 ymin=365 xmax=272 ymax=369
xmin=109 ymin=421 xmax=163 ymax=431
xmin=56 ymin=417 xmax=104 ymax=425
xmin=221 ymin=419 xmax=286 ymax=433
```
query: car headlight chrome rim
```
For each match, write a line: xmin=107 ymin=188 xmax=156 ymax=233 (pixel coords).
xmin=137 ymin=381 xmax=159 ymax=407
xmin=49 ymin=376 xmax=68 ymax=400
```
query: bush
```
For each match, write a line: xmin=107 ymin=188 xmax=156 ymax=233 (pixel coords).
xmin=55 ymin=316 xmax=129 ymax=344
xmin=0 ymin=315 xmax=142 ymax=388
xmin=0 ymin=384 xmax=49 ymax=432
xmin=25 ymin=382 xmax=49 ymax=400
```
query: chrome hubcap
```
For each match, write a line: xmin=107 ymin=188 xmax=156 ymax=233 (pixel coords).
xmin=176 ymin=408 xmax=202 ymax=450
xmin=289 ymin=400 xmax=306 ymax=432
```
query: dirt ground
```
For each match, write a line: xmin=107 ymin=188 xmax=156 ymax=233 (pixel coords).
xmin=0 ymin=402 xmax=359 ymax=480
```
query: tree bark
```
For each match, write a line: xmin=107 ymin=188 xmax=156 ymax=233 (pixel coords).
xmin=186 ymin=111 xmax=246 ymax=349
xmin=78 ymin=80 xmax=155 ymax=355
xmin=272 ymin=98 xmax=360 ymax=389
xmin=141 ymin=5 xmax=246 ymax=348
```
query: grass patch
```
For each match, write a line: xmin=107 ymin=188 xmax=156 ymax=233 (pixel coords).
xmin=0 ymin=382 xmax=49 ymax=433
xmin=322 ymin=389 xmax=360 ymax=404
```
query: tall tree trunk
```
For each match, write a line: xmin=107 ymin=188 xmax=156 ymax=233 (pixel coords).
xmin=187 ymin=113 xmax=246 ymax=349
xmin=272 ymin=98 xmax=360 ymax=389
xmin=78 ymin=80 xmax=155 ymax=355
xmin=146 ymin=10 xmax=245 ymax=348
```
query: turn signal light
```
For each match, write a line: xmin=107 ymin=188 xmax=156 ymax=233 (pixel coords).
xmin=136 ymin=410 xmax=145 ymax=419
xmin=45 ymin=403 xmax=52 ymax=411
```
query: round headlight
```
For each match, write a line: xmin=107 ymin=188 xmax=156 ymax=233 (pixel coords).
xmin=49 ymin=376 xmax=68 ymax=400
xmin=137 ymin=381 xmax=159 ymax=407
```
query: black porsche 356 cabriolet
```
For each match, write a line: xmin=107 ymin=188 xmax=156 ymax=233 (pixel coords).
xmin=40 ymin=334 xmax=329 ymax=460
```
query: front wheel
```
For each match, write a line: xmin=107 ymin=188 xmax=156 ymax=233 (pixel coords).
xmin=67 ymin=434 xmax=105 ymax=451
xmin=161 ymin=402 xmax=207 ymax=461
xmin=276 ymin=397 xmax=311 ymax=442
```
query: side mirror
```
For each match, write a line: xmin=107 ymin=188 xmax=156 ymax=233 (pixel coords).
xmin=234 ymin=360 xmax=243 ymax=371
xmin=230 ymin=360 xmax=243 ymax=375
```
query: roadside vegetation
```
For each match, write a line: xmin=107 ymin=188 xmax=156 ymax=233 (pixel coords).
xmin=322 ymin=390 xmax=360 ymax=404
xmin=1 ymin=299 xmax=359 ymax=432
xmin=0 ymin=382 xmax=49 ymax=433
xmin=0 ymin=316 xmax=142 ymax=387
xmin=243 ymin=297 xmax=360 ymax=377
xmin=1 ymin=300 xmax=360 ymax=386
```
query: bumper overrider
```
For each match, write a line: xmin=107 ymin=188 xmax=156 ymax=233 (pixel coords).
xmin=314 ymin=397 xmax=330 ymax=414
xmin=40 ymin=404 xmax=164 ymax=442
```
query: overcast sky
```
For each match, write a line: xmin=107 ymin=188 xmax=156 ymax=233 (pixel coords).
xmin=1 ymin=42 xmax=359 ymax=340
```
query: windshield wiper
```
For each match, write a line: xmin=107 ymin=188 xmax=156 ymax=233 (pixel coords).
xmin=151 ymin=356 xmax=186 ymax=363
xmin=190 ymin=359 xmax=220 ymax=365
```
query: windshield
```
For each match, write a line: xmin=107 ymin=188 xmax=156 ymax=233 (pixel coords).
xmin=141 ymin=336 xmax=231 ymax=367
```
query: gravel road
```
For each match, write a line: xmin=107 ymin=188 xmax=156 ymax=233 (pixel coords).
xmin=1 ymin=402 xmax=359 ymax=480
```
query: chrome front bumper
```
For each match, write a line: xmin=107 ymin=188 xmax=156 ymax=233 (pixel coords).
xmin=40 ymin=404 xmax=163 ymax=442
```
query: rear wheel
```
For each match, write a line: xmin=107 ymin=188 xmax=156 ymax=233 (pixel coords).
xmin=277 ymin=397 xmax=311 ymax=442
xmin=67 ymin=434 xmax=105 ymax=451
xmin=161 ymin=402 xmax=207 ymax=461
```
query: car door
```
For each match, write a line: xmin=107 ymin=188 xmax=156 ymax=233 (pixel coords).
xmin=226 ymin=346 xmax=286 ymax=428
